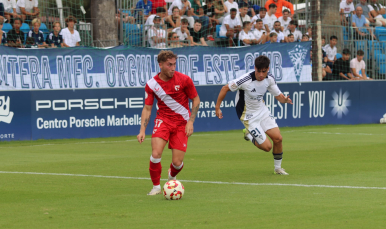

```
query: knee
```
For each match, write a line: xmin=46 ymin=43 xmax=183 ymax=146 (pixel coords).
xmin=172 ymin=159 xmax=183 ymax=167
xmin=151 ymin=151 xmax=162 ymax=159
xmin=272 ymin=135 xmax=283 ymax=145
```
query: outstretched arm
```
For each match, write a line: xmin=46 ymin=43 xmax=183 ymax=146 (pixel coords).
xmin=275 ymin=93 xmax=293 ymax=104
xmin=215 ymin=84 xmax=231 ymax=119
xmin=137 ymin=104 xmax=153 ymax=144
xmin=186 ymin=95 xmax=200 ymax=137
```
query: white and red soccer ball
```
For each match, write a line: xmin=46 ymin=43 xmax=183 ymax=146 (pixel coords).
xmin=163 ymin=180 xmax=184 ymax=200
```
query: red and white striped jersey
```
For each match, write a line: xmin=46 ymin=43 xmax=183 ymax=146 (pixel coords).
xmin=145 ymin=72 xmax=198 ymax=125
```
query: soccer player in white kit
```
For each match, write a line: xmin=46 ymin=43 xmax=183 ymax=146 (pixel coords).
xmin=215 ymin=56 xmax=292 ymax=175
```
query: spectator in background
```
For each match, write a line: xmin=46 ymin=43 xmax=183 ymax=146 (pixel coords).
xmin=0 ymin=18 xmax=7 ymax=46
xmin=3 ymin=0 xmax=21 ymax=23
xmin=146 ymin=7 xmax=166 ymax=32
xmin=324 ymin=35 xmax=338 ymax=69
xmin=252 ymin=19 xmax=267 ymax=44
xmin=351 ymin=49 xmax=371 ymax=80
xmin=189 ymin=20 xmax=208 ymax=46
xmin=28 ymin=18 xmax=47 ymax=48
xmin=239 ymin=21 xmax=258 ymax=46
xmin=271 ymin=21 xmax=284 ymax=42
xmin=320 ymin=35 xmax=332 ymax=78
xmin=148 ymin=16 xmax=167 ymax=48
xmin=46 ymin=21 xmax=63 ymax=48
xmin=264 ymin=3 xmax=277 ymax=33
xmin=224 ymin=0 xmax=238 ymax=15
xmin=264 ymin=0 xmax=294 ymax=18
xmin=219 ymin=8 xmax=241 ymax=46
xmin=340 ymin=0 xmax=355 ymax=25
xmin=7 ymin=18 xmax=24 ymax=47
xmin=173 ymin=18 xmax=191 ymax=45
xmin=16 ymin=0 xmax=39 ymax=23
xmin=352 ymin=6 xmax=376 ymax=40
xmin=278 ymin=9 xmax=291 ymax=31
xmin=191 ymin=2 xmax=210 ymax=38
xmin=213 ymin=0 xmax=227 ymax=24
xmin=237 ymin=3 xmax=251 ymax=26
xmin=286 ymin=33 xmax=294 ymax=42
xmin=301 ymin=33 xmax=309 ymax=42
xmin=284 ymin=20 xmax=301 ymax=42
xmin=356 ymin=0 xmax=374 ymax=24
xmin=165 ymin=6 xmax=181 ymax=32
xmin=265 ymin=32 xmax=277 ymax=44
xmin=251 ymin=7 xmax=267 ymax=31
xmin=151 ymin=0 xmax=167 ymax=15
xmin=238 ymin=0 xmax=255 ymax=17
xmin=168 ymin=31 xmax=183 ymax=47
xmin=306 ymin=26 xmax=312 ymax=40
xmin=168 ymin=0 xmax=195 ymax=28
xmin=368 ymin=0 xmax=386 ymax=27
xmin=135 ymin=0 xmax=153 ymax=22
xmin=61 ymin=16 xmax=81 ymax=47
xmin=203 ymin=0 xmax=217 ymax=39
xmin=332 ymin=49 xmax=353 ymax=80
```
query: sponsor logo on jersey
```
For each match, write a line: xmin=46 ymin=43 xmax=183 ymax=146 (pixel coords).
xmin=175 ymin=85 xmax=180 ymax=91
xmin=0 ymin=96 xmax=14 ymax=124
xmin=251 ymin=88 xmax=256 ymax=92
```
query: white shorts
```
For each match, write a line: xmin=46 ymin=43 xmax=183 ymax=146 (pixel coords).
xmin=242 ymin=112 xmax=278 ymax=145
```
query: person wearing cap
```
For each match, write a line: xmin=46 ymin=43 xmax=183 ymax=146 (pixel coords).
xmin=332 ymin=49 xmax=354 ymax=81
xmin=61 ymin=15 xmax=81 ymax=47
xmin=148 ymin=15 xmax=167 ymax=48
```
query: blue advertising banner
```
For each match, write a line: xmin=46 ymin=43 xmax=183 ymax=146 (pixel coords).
xmin=0 ymin=81 xmax=385 ymax=141
xmin=0 ymin=43 xmax=312 ymax=91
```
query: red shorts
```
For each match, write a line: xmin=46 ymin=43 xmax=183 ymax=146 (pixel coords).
xmin=152 ymin=119 xmax=188 ymax=152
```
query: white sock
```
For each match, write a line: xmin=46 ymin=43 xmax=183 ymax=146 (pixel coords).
xmin=153 ymin=184 xmax=161 ymax=189
xmin=274 ymin=160 xmax=282 ymax=170
xmin=172 ymin=162 xmax=183 ymax=170
xmin=150 ymin=155 xmax=161 ymax=163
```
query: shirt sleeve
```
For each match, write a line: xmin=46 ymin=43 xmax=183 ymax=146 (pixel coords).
xmin=145 ymin=84 xmax=155 ymax=105
xmin=184 ymin=76 xmax=198 ymax=99
xmin=267 ymin=77 xmax=282 ymax=96
xmin=228 ymin=74 xmax=250 ymax=92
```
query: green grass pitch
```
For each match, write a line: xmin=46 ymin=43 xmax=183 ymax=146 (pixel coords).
xmin=0 ymin=124 xmax=386 ymax=228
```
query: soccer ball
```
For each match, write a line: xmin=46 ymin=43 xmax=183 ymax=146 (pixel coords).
xmin=163 ymin=180 xmax=184 ymax=200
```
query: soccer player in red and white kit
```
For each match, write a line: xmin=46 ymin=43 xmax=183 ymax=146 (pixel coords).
xmin=137 ymin=50 xmax=200 ymax=195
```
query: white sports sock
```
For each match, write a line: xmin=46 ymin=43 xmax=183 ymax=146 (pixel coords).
xmin=172 ymin=162 xmax=184 ymax=170
xmin=150 ymin=155 xmax=161 ymax=163
xmin=274 ymin=159 xmax=282 ymax=170
xmin=153 ymin=184 xmax=161 ymax=189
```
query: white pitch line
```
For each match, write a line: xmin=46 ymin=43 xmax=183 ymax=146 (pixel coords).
xmin=0 ymin=171 xmax=385 ymax=190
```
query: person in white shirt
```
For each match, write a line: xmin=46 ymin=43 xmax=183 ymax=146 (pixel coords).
xmin=265 ymin=3 xmax=278 ymax=33
xmin=172 ymin=18 xmax=191 ymax=45
xmin=278 ymin=9 xmax=291 ymax=31
xmin=252 ymin=19 xmax=267 ymax=44
xmin=168 ymin=0 xmax=195 ymax=28
xmin=2 ymin=0 xmax=21 ymax=22
xmin=340 ymin=0 xmax=355 ymax=25
xmin=16 ymin=0 xmax=39 ymax=23
xmin=60 ymin=15 xmax=81 ymax=47
xmin=324 ymin=35 xmax=338 ymax=69
xmin=224 ymin=0 xmax=238 ymax=15
xmin=271 ymin=21 xmax=285 ymax=42
xmin=148 ymin=16 xmax=167 ymax=48
xmin=219 ymin=8 xmax=241 ymax=46
xmin=239 ymin=21 xmax=258 ymax=46
xmin=145 ymin=7 xmax=167 ymax=33
xmin=350 ymin=50 xmax=371 ymax=80
xmin=368 ymin=0 xmax=386 ymax=27
xmin=284 ymin=20 xmax=302 ymax=42
xmin=251 ymin=7 xmax=267 ymax=31
xmin=237 ymin=3 xmax=251 ymax=25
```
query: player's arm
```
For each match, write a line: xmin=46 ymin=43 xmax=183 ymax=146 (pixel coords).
xmin=186 ymin=95 xmax=200 ymax=137
xmin=275 ymin=94 xmax=293 ymax=104
xmin=137 ymin=104 xmax=153 ymax=144
xmin=215 ymin=84 xmax=231 ymax=119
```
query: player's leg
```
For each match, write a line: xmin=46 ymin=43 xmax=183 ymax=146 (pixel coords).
xmin=243 ymin=120 xmax=272 ymax=152
xmin=265 ymin=127 xmax=288 ymax=175
xmin=167 ymin=125 xmax=188 ymax=181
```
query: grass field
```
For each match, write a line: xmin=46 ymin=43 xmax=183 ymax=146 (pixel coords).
xmin=0 ymin=124 xmax=386 ymax=228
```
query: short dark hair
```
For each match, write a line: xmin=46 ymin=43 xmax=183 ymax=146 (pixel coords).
xmin=274 ymin=21 xmax=281 ymax=25
xmin=156 ymin=7 xmax=166 ymax=13
xmin=289 ymin=20 xmax=298 ymax=27
xmin=13 ymin=18 xmax=22 ymax=24
xmin=287 ymin=33 xmax=294 ymax=38
xmin=322 ymin=35 xmax=326 ymax=40
xmin=256 ymin=19 xmax=263 ymax=23
xmin=65 ymin=15 xmax=77 ymax=23
xmin=181 ymin=18 xmax=189 ymax=24
xmin=259 ymin=7 xmax=267 ymax=12
xmin=342 ymin=48 xmax=350 ymax=54
xmin=357 ymin=50 xmax=364 ymax=56
xmin=194 ymin=20 xmax=202 ymax=25
xmin=255 ymin=56 xmax=270 ymax=70
xmin=243 ymin=21 xmax=251 ymax=28
xmin=206 ymin=0 xmax=213 ymax=3
xmin=269 ymin=32 xmax=277 ymax=37
xmin=230 ymin=8 xmax=238 ymax=12
xmin=282 ymin=9 xmax=290 ymax=14
xmin=239 ymin=2 xmax=248 ymax=8
xmin=330 ymin=35 xmax=338 ymax=40
xmin=269 ymin=3 xmax=277 ymax=9
xmin=302 ymin=34 xmax=309 ymax=39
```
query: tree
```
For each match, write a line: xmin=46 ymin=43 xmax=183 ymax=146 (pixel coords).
xmin=90 ymin=0 xmax=118 ymax=47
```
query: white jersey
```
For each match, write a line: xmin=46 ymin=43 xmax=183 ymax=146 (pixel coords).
xmin=228 ymin=71 xmax=282 ymax=122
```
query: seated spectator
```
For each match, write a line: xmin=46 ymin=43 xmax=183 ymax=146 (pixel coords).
xmin=368 ymin=0 xmax=386 ymax=27
xmin=284 ymin=20 xmax=302 ymax=42
xmin=16 ymin=0 xmax=39 ymax=23
xmin=203 ymin=0 xmax=216 ymax=39
xmin=168 ymin=0 xmax=195 ymax=28
xmin=172 ymin=18 xmax=191 ymax=45
xmin=46 ymin=21 xmax=63 ymax=48
xmin=61 ymin=16 xmax=81 ymax=47
xmin=265 ymin=0 xmax=294 ymax=18
xmin=165 ymin=6 xmax=181 ymax=32
xmin=332 ymin=49 xmax=353 ymax=80
xmin=251 ymin=7 xmax=266 ymax=31
xmin=239 ymin=21 xmax=258 ymax=46
xmin=340 ymin=0 xmax=355 ymax=25
xmin=213 ymin=0 xmax=227 ymax=24
xmin=151 ymin=0 xmax=167 ymax=15
xmin=266 ymin=32 xmax=277 ymax=44
xmin=301 ymin=34 xmax=309 ymax=42
xmin=286 ymin=33 xmax=294 ymax=42
xmin=28 ymin=18 xmax=47 ymax=48
xmin=148 ymin=16 xmax=167 ymax=48
xmin=271 ymin=21 xmax=284 ymax=42
xmin=168 ymin=31 xmax=183 ymax=47
xmin=252 ymin=19 xmax=267 ymax=44
xmin=224 ymin=0 xmax=238 ymax=15
xmin=324 ymin=35 xmax=337 ymax=69
xmin=237 ymin=3 xmax=251 ymax=25
xmin=193 ymin=6 xmax=210 ymax=38
xmin=264 ymin=3 xmax=277 ymax=33
xmin=0 ymin=17 xmax=7 ymax=46
xmin=219 ymin=8 xmax=241 ymax=46
xmin=278 ymin=9 xmax=291 ymax=31
xmin=238 ymin=0 xmax=255 ymax=17
xmin=356 ymin=0 xmax=374 ymax=25
xmin=145 ymin=7 xmax=167 ymax=32
xmin=3 ymin=0 xmax=21 ymax=23
xmin=350 ymin=50 xmax=372 ymax=80
xmin=352 ymin=6 xmax=376 ymax=40
xmin=135 ymin=0 xmax=153 ymax=22
xmin=321 ymin=35 xmax=332 ymax=78
xmin=189 ymin=20 xmax=208 ymax=46
xmin=7 ymin=18 xmax=24 ymax=47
